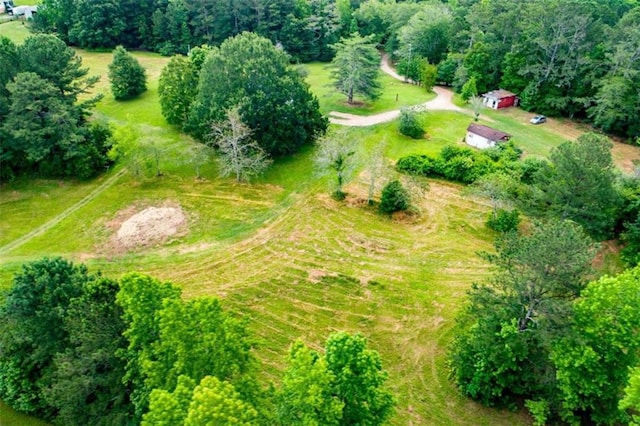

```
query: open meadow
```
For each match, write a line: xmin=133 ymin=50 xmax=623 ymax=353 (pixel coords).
xmin=1 ymin=21 xmax=638 ymax=425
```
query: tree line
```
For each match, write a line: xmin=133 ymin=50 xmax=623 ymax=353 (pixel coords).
xmin=32 ymin=0 xmax=363 ymax=62
xmin=30 ymin=0 xmax=640 ymax=140
xmin=0 ymin=257 xmax=395 ymax=425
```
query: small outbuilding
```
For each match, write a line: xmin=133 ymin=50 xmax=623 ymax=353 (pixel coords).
xmin=482 ymin=89 xmax=519 ymax=109
xmin=11 ymin=5 xmax=37 ymax=18
xmin=465 ymin=123 xmax=511 ymax=149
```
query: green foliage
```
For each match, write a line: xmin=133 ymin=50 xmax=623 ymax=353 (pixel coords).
xmin=397 ymin=144 xmax=513 ymax=185
xmin=552 ymin=266 xmax=640 ymax=424
xmin=486 ymin=209 xmax=520 ymax=233
xmin=108 ymin=46 xmax=147 ymax=101
xmin=0 ymin=34 xmax=108 ymax=180
xmin=158 ymin=55 xmax=198 ymax=126
xmin=325 ymin=332 xmax=395 ymax=425
xmin=436 ymin=53 xmax=461 ymax=86
xmin=396 ymin=56 xmax=435 ymax=89
xmin=397 ymin=2 xmax=453 ymax=64
xmin=188 ymin=32 xmax=327 ymax=156
xmin=395 ymin=154 xmax=434 ymax=176
xmin=0 ymin=257 xmax=88 ymax=417
xmin=42 ymin=277 xmax=132 ymax=425
xmin=589 ymin=8 xmax=640 ymax=139
xmin=0 ymin=258 xmax=131 ymax=425
xmin=398 ymin=109 xmax=424 ymax=139
xmin=621 ymin=367 xmax=640 ymax=425
xmin=449 ymin=220 xmax=595 ymax=407
xmin=314 ymin=129 xmax=358 ymax=198
xmin=185 ymin=376 xmax=258 ymax=425
xmin=329 ymin=33 xmax=381 ymax=104
xmin=460 ymin=76 xmax=478 ymax=101
xmin=116 ymin=273 xmax=182 ymax=422
xmin=534 ymin=132 xmax=623 ymax=240
xmin=621 ymin=211 xmax=640 ymax=266
xmin=276 ymin=341 xmax=343 ymax=425
xmin=143 ymin=375 xmax=196 ymax=426
xmin=379 ymin=180 xmax=410 ymax=214
xmin=144 ymin=297 xmax=257 ymax=400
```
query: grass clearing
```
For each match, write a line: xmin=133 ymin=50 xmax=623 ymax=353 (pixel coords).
xmin=304 ymin=62 xmax=435 ymax=115
xmin=0 ymin=20 xmax=30 ymax=43
xmin=0 ymin=22 xmax=636 ymax=425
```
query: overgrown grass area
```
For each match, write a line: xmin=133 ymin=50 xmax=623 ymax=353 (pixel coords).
xmin=1 ymin=23 xmax=637 ymax=426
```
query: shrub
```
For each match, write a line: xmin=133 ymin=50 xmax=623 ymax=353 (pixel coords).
xmin=396 ymin=155 xmax=434 ymax=175
xmin=398 ymin=109 xmax=424 ymax=139
xmin=379 ymin=180 xmax=410 ymax=213
xmin=486 ymin=209 xmax=520 ymax=233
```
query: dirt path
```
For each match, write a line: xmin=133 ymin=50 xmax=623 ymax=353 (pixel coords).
xmin=0 ymin=169 xmax=126 ymax=256
xmin=329 ymin=55 xmax=464 ymax=127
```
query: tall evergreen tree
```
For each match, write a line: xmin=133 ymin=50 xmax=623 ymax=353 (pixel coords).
xmin=329 ymin=33 xmax=381 ymax=104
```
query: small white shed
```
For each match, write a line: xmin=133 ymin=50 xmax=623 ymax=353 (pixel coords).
xmin=11 ymin=5 xmax=37 ymax=18
xmin=465 ymin=123 xmax=511 ymax=149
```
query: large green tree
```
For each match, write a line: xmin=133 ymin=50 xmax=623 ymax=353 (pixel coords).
xmin=158 ymin=54 xmax=199 ymax=126
xmin=550 ymin=266 xmax=640 ymax=425
xmin=42 ymin=277 xmax=132 ymax=425
xmin=116 ymin=273 xmax=182 ymax=422
xmin=187 ymin=32 xmax=326 ymax=156
xmin=534 ymin=132 xmax=622 ymax=240
xmin=277 ymin=333 xmax=394 ymax=426
xmin=0 ymin=258 xmax=97 ymax=418
xmin=325 ymin=332 xmax=395 ymax=425
xmin=500 ymin=0 xmax=602 ymax=117
xmin=449 ymin=220 xmax=595 ymax=407
xmin=329 ymin=33 xmax=381 ymax=104
xmin=276 ymin=341 xmax=343 ymax=425
xmin=0 ymin=34 xmax=109 ymax=180
xmin=108 ymin=46 xmax=147 ymax=101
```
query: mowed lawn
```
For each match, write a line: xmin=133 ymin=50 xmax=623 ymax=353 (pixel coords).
xmin=1 ymin=23 xmax=637 ymax=425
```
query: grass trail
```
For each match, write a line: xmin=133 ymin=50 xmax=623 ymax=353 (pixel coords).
xmin=0 ymin=170 xmax=125 ymax=256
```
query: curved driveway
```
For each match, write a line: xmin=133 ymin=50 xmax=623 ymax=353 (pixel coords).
xmin=329 ymin=55 xmax=463 ymax=127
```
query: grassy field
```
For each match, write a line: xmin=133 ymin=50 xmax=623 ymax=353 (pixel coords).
xmin=305 ymin=62 xmax=435 ymax=115
xmin=0 ymin=23 xmax=636 ymax=425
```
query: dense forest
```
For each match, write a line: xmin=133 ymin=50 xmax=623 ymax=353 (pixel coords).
xmin=31 ymin=0 xmax=640 ymax=139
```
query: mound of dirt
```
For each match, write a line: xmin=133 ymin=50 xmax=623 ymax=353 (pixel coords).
xmin=116 ymin=206 xmax=186 ymax=248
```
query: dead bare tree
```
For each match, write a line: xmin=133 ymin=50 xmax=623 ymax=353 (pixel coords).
xmin=208 ymin=107 xmax=272 ymax=182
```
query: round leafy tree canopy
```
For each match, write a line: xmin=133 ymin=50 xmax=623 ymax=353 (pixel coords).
xmin=187 ymin=32 xmax=327 ymax=156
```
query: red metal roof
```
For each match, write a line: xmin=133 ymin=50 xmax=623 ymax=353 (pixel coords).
xmin=466 ymin=123 xmax=511 ymax=141
xmin=482 ymin=89 xmax=518 ymax=99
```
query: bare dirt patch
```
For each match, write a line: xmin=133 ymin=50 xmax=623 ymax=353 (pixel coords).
xmin=104 ymin=203 xmax=188 ymax=252
xmin=611 ymin=141 xmax=640 ymax=174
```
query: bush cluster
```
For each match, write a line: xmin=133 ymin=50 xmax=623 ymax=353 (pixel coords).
xmin=397 ymin=143 xmax=522 ymax=184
